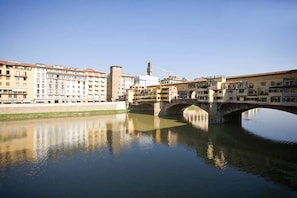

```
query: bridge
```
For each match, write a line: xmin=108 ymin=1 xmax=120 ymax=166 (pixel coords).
xmin=127 ymin=70 xmax=297 ymax=124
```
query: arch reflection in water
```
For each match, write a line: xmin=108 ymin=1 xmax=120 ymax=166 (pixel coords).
xmin=183 ymin=108 xmax=208 ymax=131
xmin=242 ymin=108 xmax=297 ymax=143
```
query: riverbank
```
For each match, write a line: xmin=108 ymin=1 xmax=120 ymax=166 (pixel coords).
xmin=0 ymin=102 xmax=128 ymax=121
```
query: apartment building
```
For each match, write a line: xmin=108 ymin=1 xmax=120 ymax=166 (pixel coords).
xmin=175 ymin=70 xmax=297 ymax=104
xmin=127 ymin=84 xmax=178 ymax=105
xmin=0 ymin=60 xmax=107 ymax=104
xmin=34 ymin=64 xmax=87 ymax=103
xmin=0 ymin=60 xmax=34 ymax=104
xmin=85 ymin=68 xmax=107 ymax=102
xmin=121 ymin=73 xmax=135 ymax=101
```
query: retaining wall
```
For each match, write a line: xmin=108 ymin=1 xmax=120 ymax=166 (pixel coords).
xmin=0 ymin=102 xmax=127 ymax=114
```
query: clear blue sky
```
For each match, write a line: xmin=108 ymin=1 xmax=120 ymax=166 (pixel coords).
xmin=1 ymin=0 xmax=296 ymax=80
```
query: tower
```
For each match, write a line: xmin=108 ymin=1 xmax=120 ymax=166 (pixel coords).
xmin=108 ymin=65 xmax=122 ymax=101
xmin=147 ymin=62 xmax=152 ymax=76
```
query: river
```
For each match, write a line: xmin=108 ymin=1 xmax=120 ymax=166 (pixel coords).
xmin=0 ymin=108 xmax=296 ymax=197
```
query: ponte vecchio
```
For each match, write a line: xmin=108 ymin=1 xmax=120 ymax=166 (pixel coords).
xmin=127 ymin=70 xmax=297 ymax=124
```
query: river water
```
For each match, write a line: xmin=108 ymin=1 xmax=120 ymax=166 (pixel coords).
xmin=0 ymin=109 xmax=296 ymax=197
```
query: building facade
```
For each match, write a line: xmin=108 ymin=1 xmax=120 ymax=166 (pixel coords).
xmin=0 ymin=60 xmax=34 ymax=104
xmin=85 ymin=68 xmax=107 ymax=102
xmin=0 ymin=60 xmax=107 ymax=104
xmin=107 ymin=66 xmax=122 ymax=102
xmin=120 ymin=73 xmax=135 ymax=101
xmin=34 ymin=64 xmax=87 ymax=103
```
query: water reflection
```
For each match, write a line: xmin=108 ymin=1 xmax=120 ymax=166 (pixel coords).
xmin=242 ymin=108 xmax=297 ymax=143
xmin=0 ymin=112 xmax=297 ymax=191
xmin=183 ymin=109 xmax=208 ymax=131
xmin=0 ymin=114 xmax=184 ymax=167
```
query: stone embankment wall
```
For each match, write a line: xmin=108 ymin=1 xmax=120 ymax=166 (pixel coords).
xmin=0 ymin=102 xmax=127 ymax=114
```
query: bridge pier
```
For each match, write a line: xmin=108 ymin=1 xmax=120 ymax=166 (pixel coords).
xmin=154 ymin=102 xmax=161 ymax=116
xmin=208 ymin=103 xmax=224 ymax=124
xmin=208 ymin=102 xmax=242 ymax=124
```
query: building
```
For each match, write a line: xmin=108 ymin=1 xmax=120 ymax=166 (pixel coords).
xmin=120 ymin=73 xmax=135 ymax=101
xmin=127 ymin=84 xmax=178 ymax=105
xmin=134 ymin=62 xmax=159 ymax=87
xmin=134 ymin=74 xmax=159 ymax=87
xmin=0 ymin=60 xmax=34 ymax=104
xmin=34 ymin=64 xmax=87 ymax=103
xmin=0 ymin=59 xmax=107 ymax=104
xmin=107 ymin=65 xmax=135 ymax=101
xmin=160 ymin=75 xmax=184 ymax=84
xmin=85 ymin=68 xmax=107 ymax=102
xmin=107 ymin=66 xmax=122 ymax=102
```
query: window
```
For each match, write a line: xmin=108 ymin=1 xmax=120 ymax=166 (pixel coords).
xmin=261 ymin=82 xmax=266 ymax=86
xmin=6 ymin=70 xmax=10 ymax=75
xmin=6 ymin=82 xmax=10 ymax=86
xmin=271 ymin=96 xmax=281 ymax=102
xmin=271 ymin=81 xmax=275 ymax=86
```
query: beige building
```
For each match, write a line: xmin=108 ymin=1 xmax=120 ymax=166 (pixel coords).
xmin=160 ymin=75 xmax=184 ymax=84
xmin=108 ymin=66 xmax=122 ymax=101
xmin=85 ymin=68 xmax=107 ymax=102
xmin=0 ymin=60 xmax=34 ymax=104
xmin=166 ymin=70 xmax=297 ymax=105
xmin=127 ymin=84 xmax=178 ymax=105
xmin=0 ymin=59 xmax=107 ymax=104
xmin=107 ymin=65 xmax=135 ymax=101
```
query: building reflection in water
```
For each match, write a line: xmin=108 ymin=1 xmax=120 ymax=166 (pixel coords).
xmin=207 ymin=142 xmax=227 ymax=169
xmin=0 ymin=113 xmax=181 ymax=167
xmin=1 ymin=112 xmax=297 ymax=189
xmin=242 ymin=108 xmax=259 ymax=120
xmin=183 ymin=108 xmax=209 ymax=131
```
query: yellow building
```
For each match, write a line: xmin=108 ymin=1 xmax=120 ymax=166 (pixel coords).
xmin=0 ymin=60 xmax=34 ymax=104
xmin=85 ymin=68 xmax=107 ymax=102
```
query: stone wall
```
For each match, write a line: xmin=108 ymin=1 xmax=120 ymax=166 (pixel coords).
xmin=0 ymin=102 xmax=126 ymax=114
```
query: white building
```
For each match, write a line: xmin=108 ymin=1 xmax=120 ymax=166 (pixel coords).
xmin=34 ymin=64 xmax=107 ymax=103
xmin=120 ymin=73 xmax=135 ymax=101
xmin=134 ymin=74 xmax=159 ymax=87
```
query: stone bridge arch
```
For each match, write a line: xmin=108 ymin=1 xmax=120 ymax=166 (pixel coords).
xmin=160 ymin=99 xmax=209 ymax=115
xmin=159 ymin=100 xmax=297 ymax=124
xmin=221 ymin=103 xmax=297 ymax=123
